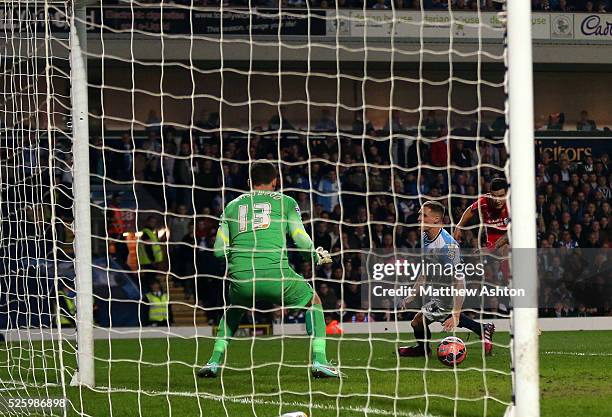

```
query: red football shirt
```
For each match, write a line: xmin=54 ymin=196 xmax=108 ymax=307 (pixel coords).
xmin=469 ymin=195 xmax=509 ymax=247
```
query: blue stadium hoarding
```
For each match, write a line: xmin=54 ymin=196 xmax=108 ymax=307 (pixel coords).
xmin=0 ymin=4 xmax=327 ymax=36
xmin=4 ymin=5 xmax=612 ymax=41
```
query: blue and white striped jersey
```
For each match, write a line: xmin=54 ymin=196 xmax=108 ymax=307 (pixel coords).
xmin=420 ymin=228 xmax=463 ymax=312
xmin=422 ymin=228 xmax=461 ymax=267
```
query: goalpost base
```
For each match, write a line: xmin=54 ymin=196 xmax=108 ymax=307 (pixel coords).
xmin=70 ymin=371 xmax=93 ymax=388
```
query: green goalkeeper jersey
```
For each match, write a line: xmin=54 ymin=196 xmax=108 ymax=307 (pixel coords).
xmin=213 ymin=191 xmax=317 ymax=274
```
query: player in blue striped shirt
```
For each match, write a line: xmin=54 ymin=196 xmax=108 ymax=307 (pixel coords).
xmin=398 ymin=201 xmax=495 ymax=357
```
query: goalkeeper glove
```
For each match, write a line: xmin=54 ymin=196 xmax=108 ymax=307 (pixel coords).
xmin=315 ymin=247 xmax=332 ymax=265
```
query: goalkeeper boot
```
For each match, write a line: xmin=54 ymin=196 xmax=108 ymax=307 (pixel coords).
xmin=397 ymin=344 xmax=431 ymax=357
xmin=311 ymin=361 xmax=343 ymax=378
xmin=482 ymin=323 xmax=495 ymax=355
xmin=197 ymin=362 xmax=220 ymax=378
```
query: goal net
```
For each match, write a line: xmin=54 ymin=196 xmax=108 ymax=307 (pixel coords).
xmin=0 ymin=0 xmax=74 ymax=407
xmin=0 ymin=1 xmax=538 ymax=416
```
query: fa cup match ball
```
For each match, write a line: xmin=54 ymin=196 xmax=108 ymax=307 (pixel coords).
xmin=437 ymin=336 xmax=467 ymax=366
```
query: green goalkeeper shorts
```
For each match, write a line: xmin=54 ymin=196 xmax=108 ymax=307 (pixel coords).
xmin=228 ymin=268 xmax=314 ymax=308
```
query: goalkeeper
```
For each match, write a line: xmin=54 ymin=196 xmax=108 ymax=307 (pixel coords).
xmin=198 ymin=162 xmax=341 ymax=379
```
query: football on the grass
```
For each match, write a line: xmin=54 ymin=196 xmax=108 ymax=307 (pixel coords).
xmin=437 ymin=336 xmax=467 ymax=366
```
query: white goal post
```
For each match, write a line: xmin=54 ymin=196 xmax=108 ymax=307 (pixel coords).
xmin=70 ymin=0 xmax=94 ymax=388
xmin=506 ymin=1 xmax=540 ymax=417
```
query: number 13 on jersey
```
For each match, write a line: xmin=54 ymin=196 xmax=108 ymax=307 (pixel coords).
xmin=238 ymin=203 xmax=272 ymax=232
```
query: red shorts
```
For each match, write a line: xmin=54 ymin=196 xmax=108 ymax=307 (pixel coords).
xmin=485 ymin=241 xmax=510 ymax=284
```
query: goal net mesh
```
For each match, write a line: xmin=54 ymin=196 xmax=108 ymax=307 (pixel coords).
xmin=0 ymin=0 xmax=75 ymax=405
xmin=0 ymin=1 xmax=514 ymax=416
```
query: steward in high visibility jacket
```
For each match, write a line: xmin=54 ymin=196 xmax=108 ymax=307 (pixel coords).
xmin=137 ymin=216 xmax=164 ymax=266
xmin=57 ymin=286 xmax=76 ymax=327
xmin=145 ymin=280 xmax=173 ymax=327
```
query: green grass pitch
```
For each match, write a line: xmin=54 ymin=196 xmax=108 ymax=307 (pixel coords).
xmin=1 ymin=331 xmax=610 ymax=416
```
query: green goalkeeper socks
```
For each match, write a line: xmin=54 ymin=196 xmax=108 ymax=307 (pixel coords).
xmin=306 ymin=303 xmax=326 ymax=338
xmin=209 ymin=308 xmax=243 ymax=364
xmin=307 ymin=303 xmax=328 ymax=364
xmin=210 ymin=304 xmax=329 ymax=365
xmin=210 ymin=340 xmax=228 ymax=364
xmin=312 ymin=338 xmax=327 ymax=364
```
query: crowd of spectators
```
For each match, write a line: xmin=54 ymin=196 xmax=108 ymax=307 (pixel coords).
xmin=112 ymin=0 xmax=611 ymax=12
xmin=538 ymin=110 xmax=608 ymax=132
xmin=94 ymin=106 xmax=611 ymax=326
xmin=535 ymin=148 xmax=611 ymax=317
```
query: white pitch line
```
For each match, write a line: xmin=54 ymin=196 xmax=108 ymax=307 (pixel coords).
xmin=96 ymin=386 xmax=438 ymax=417
xmin=280 ymin=357 xmax=390 ymax=364
xmin=542 ymin=351 xmax=612 ymax=357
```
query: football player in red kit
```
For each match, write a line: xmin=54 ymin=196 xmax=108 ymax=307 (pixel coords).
xmin=453 ymin=178 xmax=509 ymax=354
xmin=454 ymin=177 xmax=509 ymax=250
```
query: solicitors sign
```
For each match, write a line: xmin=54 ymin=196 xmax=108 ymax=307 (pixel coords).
xmin=535 ymin=138 xmax=611 ymax=162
